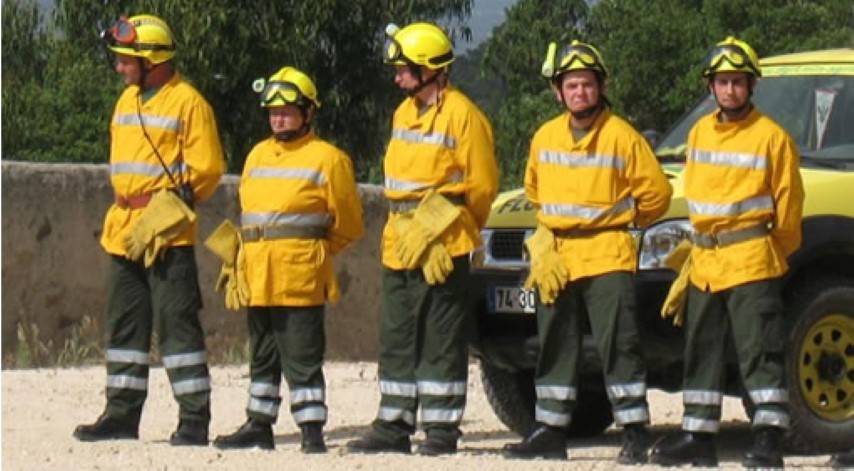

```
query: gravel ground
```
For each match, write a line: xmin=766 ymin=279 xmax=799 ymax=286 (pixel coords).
xmin=2 ymin=362 xmax=833 ymax=470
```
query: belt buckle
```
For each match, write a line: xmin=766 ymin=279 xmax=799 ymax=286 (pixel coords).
xmin=243 ymin=226 xmax=261 ymax=241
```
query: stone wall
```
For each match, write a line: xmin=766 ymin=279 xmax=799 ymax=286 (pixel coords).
xmin=1 ymin=161 xmax=387 ymax=363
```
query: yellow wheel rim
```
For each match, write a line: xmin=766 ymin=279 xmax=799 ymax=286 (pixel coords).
xmin=797 ymin=313 xmax=854 ymax=421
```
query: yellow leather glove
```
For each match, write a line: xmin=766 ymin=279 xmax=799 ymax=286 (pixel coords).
xmin=422 ymin=241 xmax=454 ymax=285
xmin=660 ymin=240 xmax=692 ymax=327
xmin=204 ymin=220 xmax=250 ymax=310
xmin=125 ymin=190 xmax=196 ymax=267
xmin=392 ymin=214 xmax=454 ymax=285
xmin=523 ymin=225 xmax=568 ymax=305
xmin=394 ymin=190 xmax=461 ymax=269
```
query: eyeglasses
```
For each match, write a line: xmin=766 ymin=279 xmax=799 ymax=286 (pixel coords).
xmin=705 ymin=45 xmax=758 ymax=75
xmin=100 ymin=16 xmax=174 ymax=52
xmin=254 ymin=80 xmax=306 ymax=106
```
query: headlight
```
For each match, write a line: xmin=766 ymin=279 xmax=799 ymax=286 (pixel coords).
xmin=470 ymin=229 xmax=493 ymax=269
xmin=638 ymin=219 xmax=693 ymax=270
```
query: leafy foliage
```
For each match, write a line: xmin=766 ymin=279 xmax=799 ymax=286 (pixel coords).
xmin=4 ymin=0 xmax=473 ymax=180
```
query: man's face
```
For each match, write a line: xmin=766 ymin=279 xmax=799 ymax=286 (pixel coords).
xmin=710 ymin=72 xmax=752 ymax=110
xmin=393 ymin=64 xmax=421 ymax=91
xmin=115 ymin=54 xmax=143 ymax=85
xmin=555 ymin=69 xmax=602 ymax=113
xmin=268 ymin=105 xmax=304 ymax=133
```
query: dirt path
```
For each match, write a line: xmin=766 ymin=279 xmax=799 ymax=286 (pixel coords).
xmin=2 ymin=363 xmax=831 ymax=470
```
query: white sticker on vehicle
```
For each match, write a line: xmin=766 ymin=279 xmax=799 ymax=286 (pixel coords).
xmin=815 ymin=88 xmax=837 ymax=150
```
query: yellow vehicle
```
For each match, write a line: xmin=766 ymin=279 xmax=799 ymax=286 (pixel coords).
xmin=470 ymin=48 xmax=854 ymax=452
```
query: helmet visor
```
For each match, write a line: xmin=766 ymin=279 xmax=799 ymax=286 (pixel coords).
xmin=259 ymin=81 xmax=304 ymax=106
xmin=705 ymin=45 xmax=758 ymax=75
xmin=383 ymin=37 xmax=406 ymax=64
xmin=557 ymin=43 xmax=600 ymax=70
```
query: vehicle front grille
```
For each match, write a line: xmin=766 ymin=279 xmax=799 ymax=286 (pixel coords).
xmin=490 ymin=230 xmax=526 ymax=260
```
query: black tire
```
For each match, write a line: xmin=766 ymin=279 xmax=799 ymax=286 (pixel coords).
xmin=479 ymin=361 xmax=613 ymax=438
xmin=785 ymin=278 xmax=854 ymax=453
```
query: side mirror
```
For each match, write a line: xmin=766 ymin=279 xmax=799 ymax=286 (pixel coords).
xmin=641 ymin=129 xmax=661 ymax=150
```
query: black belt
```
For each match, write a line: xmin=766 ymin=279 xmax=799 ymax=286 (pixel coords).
xmin=241 ymin=224 xmax=328 ymax=242
xmin=691 ymin=224 xmax=769 ymax=248
xmin=552 ymin=225 xmax=629 ymax=238
xmin=387 ymin=194 xmax=466 ymax=213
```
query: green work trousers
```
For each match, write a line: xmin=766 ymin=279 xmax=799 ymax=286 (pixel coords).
xmin=681 ymin=278 xmax=789 ymax=433
xmin=534 ymin=271 xmax=649 ymax=428
xmin=104 ymin=247 xmax=211 ymax=425
xmin=244 ymin=305 xmax=327 ymax=426
xmin=372 ymin=256 xmax=472 ymax=442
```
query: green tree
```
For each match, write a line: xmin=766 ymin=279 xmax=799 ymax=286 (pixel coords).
xmin=4 ymin=0 xmax=474 ymax=180
xmin=482 ymin=0 xmax=589 ymax=187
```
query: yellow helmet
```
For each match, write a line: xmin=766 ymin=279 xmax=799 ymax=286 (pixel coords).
xmin=702 ymin=36 xmax=761 ymax=77
xmin=102 ymin=14 xmax=176 ymax=65
xmin=383 ymin=22 xmax=454 ymax=70
xmin=252 ymin=66 xmax=320 ymax=109
xmin=542 ymin=40 xmax=608 ymax=80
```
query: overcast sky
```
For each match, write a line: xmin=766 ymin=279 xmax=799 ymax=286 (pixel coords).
xmin=461 ymin=0 xmax=518 ymax=50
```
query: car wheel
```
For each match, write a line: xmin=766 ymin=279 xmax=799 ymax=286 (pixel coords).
xmin=785 ymin=280 xmax=854 ymax=453
xmin=479 ymin=361 xmax=614 ymax=438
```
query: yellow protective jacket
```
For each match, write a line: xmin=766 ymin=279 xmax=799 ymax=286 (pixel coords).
xmin=525 ymin=109 xmax=672 ymax=281
xmin=382 ymin=85 xmax=499 ymax=269
xmin=100 ymin=73 xmax=225 ymax=255
xmin=239 ymin=133 xmax=364 ymax=306
xmin=685 ymin=108 xmax=804 ymax=292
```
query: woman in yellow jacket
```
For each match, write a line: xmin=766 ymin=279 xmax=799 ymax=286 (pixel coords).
xmin=212 ymin=66 xmax=364 ymax=453
xmin=650 ymin=38 xmax=804 ymax=469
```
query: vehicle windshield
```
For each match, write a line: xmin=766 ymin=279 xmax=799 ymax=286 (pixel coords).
xmin=656 ymin=74 xmax=854 ymax=168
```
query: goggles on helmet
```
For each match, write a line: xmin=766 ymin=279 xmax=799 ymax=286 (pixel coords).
xmin=100 ymin=16 xmax=175 ymax=52
xmin=704 ymin=44 xmax=759 ymax=76
xmin=253 ymin=79 xmax=308 ymax=107
xmin=557 ymin=43 xmax=601 ymax=70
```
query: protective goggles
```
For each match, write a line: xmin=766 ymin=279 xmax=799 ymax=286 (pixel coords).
xmin=100 ymin=16 xmax=174 ymax=51
xmin=253 ymin=80 xmax=307 ymax=107
xmin=704 ymin=45 xmax=759 ymax=75
xmin=557 ymin=43 xmax=601 ymax=70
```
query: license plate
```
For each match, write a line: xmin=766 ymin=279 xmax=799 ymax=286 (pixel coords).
xmin=489 ymin=286 xmax=537 ymax=314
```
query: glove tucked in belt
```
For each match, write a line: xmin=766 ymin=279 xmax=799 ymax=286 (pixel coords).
xmin=660 ymin=240 xmax=692 ymax=326
xmin=394 ymin=190 xmax=461 ymax=270
xmin=124 ymin=189 xmax=196 ymax=267
xmin=204 ymin=219 xmax=250 ymax=310
xmin=523 ymin=225 xmax=568 ymax=305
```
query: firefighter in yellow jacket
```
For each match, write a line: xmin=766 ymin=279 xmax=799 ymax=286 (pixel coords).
xmin=650 ymin=37 xmax=804 ymax=469
xmin=209 ymin=66 xmax=364 ymax=453
xmin=346 ymin=22 xmax=498 ymax=456
xmin=73 ymin=14 xmax=225 ymax=446
xmin=502 ymin=40 xmax=671 ymax=462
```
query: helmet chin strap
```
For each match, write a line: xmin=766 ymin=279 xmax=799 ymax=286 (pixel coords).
xmin=405 ymin=65 xmax=442 ymax=98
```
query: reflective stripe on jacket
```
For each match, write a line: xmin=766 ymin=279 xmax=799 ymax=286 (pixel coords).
xmin=525 ymin=110 xmax=672 ymax=281
xmin=685 ymin=108 xmax=804 ymax=292
xmin=100 ymin=73 xmax=225 ymax=255
xmin=381 ymin=85 xmax=499 ymax=269
xmin=239 ymin=133 xmax=364 ymax=306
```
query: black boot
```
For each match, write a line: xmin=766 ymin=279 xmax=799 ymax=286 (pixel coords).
xmin=502 ymin=424 xmax=567 ymax=460
xmin=300 ymin=422 xmax=327 ymax=454
xmin=169 ymin=419 xmax=208 ymax=446
xmin=617 ymin=423 xmax=651 ymax=465
xmin=213 ymin=419 xmax=274 ymax=450
xmin=743 ymin=427 xmax=785 ymax=469
xmin=73 ymin=414 xmax=138 ymax=442
xmin=416 ymin=434 xmax=458 ymax=456
xmin=346 ymin=429 xmax=411 ymax=454
xmin=830 ymin=448 xmax=854 ymax=469
xmin=649 ymin=431 xmax=718 ymax=467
